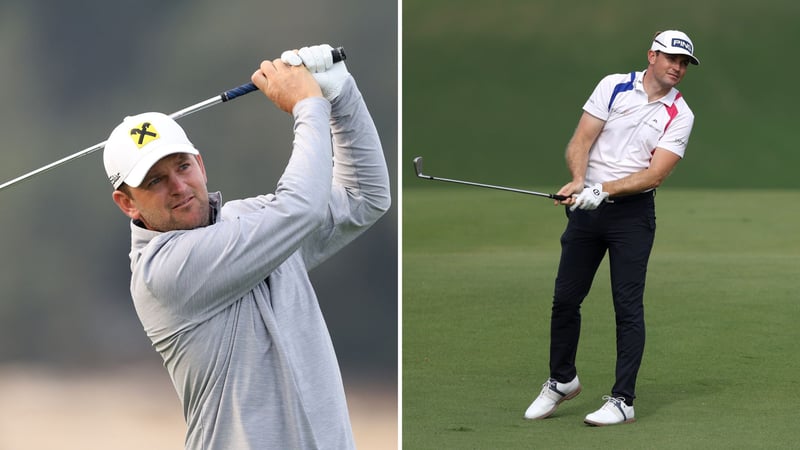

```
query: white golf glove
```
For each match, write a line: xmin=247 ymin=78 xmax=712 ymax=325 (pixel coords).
xmin=570 ymin=183 xmax=609 ymax=211
xmin=281 ymin=44 xmax=349 ymax=101
xmin=280 ymin=50 xmax=303 ymax=66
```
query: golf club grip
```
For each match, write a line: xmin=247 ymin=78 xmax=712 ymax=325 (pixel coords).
xmin=552 ymin=194 xmax=569 ymax=201
xmin=221 ymin=46 xmax=346 ymax=102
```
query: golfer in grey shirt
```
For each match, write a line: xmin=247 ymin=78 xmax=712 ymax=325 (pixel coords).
xmin=103 ymin=44 xmax=390 ymax=449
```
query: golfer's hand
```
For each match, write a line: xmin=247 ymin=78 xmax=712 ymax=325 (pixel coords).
xmin=282 ymin=44 xmax=350 ymax=101
xmin=251 ymin=58 xmax=323 ymax=113
xmin=555 ymin=180 xmax=583 ymax=206
xmin=570 ymin=183 xmax=609 ymax=211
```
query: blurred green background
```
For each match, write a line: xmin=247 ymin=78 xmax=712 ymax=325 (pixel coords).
xmin=403 ymin=0 xmax=798 ymax=189
xmin=0 ymin=0 xmax=397 ymax=448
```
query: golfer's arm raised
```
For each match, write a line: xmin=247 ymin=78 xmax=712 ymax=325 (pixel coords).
xmin=301 ymin=75 xmax=391 ymax=269
xmin=330 ymin=76 xmax=391 ymax=213
xmin=133 ymin=66 xmax=335 ymax=325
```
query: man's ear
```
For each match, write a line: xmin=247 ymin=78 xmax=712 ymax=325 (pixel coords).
xmin=647 ymin=50 xmax=658 ymax=65
xmin=112 ymin=189 xmax=140 ymax=221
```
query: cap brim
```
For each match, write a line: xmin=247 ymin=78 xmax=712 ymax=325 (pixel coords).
xmin=685 ymin=54 xmax=700 ymax=65
xmin=659 ymin=49 xmax=700 ymax=66
xmin=122 ymin=144 xmax=199 ymax=188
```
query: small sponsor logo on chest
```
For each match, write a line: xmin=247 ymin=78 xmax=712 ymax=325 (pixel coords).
xmin=644 ymin=118 xmax=661 ymax=132
xmin=611 ymin=107 xmax=667 ymax=132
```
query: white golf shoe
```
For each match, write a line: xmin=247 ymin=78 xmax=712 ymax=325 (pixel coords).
xmin=524 ymin=376 xmax=582 ymax=420
xmin=584 ymin=396 xmax=635 ymax=426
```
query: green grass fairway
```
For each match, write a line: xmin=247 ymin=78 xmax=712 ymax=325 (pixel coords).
xmin=402 ymin=187 xmax=800 ymax=449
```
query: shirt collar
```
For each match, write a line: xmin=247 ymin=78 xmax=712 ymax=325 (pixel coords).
xmin=637 ymin=70 xmax=680 ymax=105
xmin=208 ymin=191 xmax=222 ymax=224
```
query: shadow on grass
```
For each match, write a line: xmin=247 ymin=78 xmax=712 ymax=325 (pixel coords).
xmin=636 ymin=377 xmax=723 ymax=419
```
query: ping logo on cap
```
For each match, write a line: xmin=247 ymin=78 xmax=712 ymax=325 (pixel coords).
xmin=129 ymin=122 xmax=159 ymax=148
xmin=671 ymin=38 xmax=693 ymax=53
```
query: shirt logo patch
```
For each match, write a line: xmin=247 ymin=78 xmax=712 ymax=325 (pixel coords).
xmin=129 ymin=122 xmax=159 ymax=148
xmin=671 ymin=38 xmax=693 ymax=54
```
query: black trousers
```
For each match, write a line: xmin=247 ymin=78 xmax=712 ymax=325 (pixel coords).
xmin=549 ymin=191 xmax=656 ymax=405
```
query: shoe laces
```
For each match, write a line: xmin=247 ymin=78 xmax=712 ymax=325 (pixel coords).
xmin=601 ymin=395 xmax=631 ymax=420
xmin=602 ymin=395 xmax=627 ymax=408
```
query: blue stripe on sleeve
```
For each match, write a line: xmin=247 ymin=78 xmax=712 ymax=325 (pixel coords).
xmin=607 ymin=71 xmax=636 ymax=111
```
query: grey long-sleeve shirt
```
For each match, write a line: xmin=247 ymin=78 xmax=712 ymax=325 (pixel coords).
xmin=125 ymin=77 xmax=390 ymax=449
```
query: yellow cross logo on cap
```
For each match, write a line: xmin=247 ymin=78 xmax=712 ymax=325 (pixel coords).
xmin=129 ymin=122 xmax=159 ymax=149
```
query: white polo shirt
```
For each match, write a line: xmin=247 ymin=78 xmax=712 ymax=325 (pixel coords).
xmin=582 ymin=70 xmax=694 ymax=186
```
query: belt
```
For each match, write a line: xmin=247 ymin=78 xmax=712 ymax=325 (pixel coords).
xmin=607 ymin=190 xmax=655 ymax=204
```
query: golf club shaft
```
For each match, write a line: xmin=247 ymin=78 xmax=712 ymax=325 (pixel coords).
xmin=413 ymin=156 xmax=568 ymax=201
xmin=0 ymin=47 xmax=346 ymax=192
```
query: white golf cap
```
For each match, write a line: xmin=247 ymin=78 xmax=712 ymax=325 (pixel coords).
xmin=650 ymin=30 xmax=700 ymax=65
xmin=103 ymin=112 xmax=199 ymax=189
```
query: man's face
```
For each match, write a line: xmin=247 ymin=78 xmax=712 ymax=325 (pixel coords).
xmin=112 ymin=153 xmax=210 ymax=232
xmin=648 ymin=50 xmax=691 ymax=88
